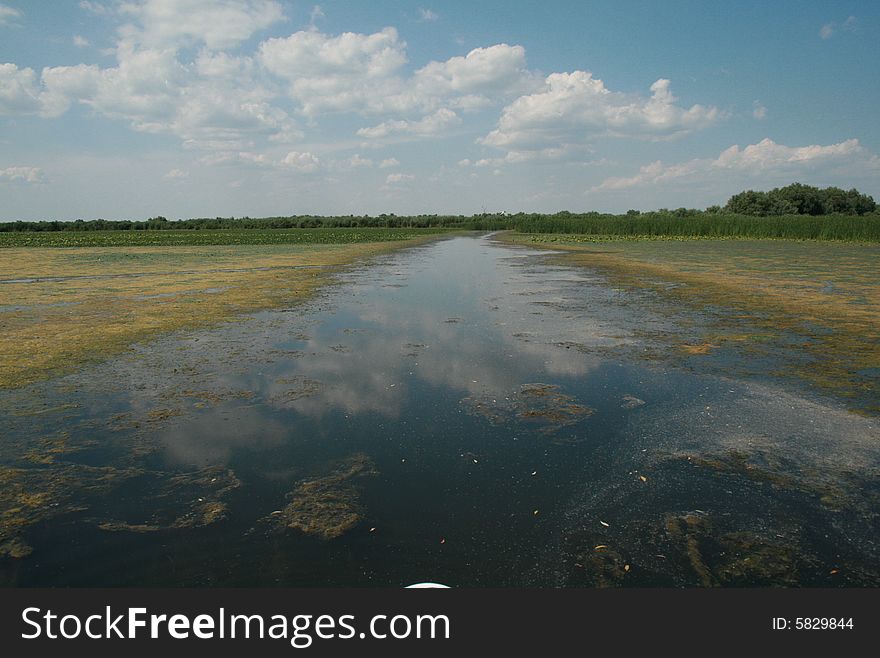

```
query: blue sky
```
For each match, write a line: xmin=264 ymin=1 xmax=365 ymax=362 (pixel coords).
xmin=1 ymin=0 xmax=878 ymax=220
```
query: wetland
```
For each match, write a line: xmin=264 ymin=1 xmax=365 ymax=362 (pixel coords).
xmin=1 ymin=233 xmax=878 ymax=587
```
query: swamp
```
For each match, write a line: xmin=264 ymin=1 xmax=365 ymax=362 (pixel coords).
xmin=1 ymin=231 xmax=878 ymax=586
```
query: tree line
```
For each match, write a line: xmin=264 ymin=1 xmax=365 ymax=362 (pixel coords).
xmin=723 ymin=183 xmax=875 ymax=216
xmin=1 ymin=183 xmax=875 ymax=232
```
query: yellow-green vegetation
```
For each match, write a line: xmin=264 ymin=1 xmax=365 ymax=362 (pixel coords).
xmin=504 ymin=234 xmax=880 ymax=412
xmin=272 ymin=453 xmax=378 ymax=540
xmin=0 ymin=237 xmax=435 ymax=389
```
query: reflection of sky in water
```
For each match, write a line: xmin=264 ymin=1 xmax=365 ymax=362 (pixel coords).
xmin=2 ymin=236 xmax=879 ymax=587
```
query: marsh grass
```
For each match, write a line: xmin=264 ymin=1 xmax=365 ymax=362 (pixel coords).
xmin=504 ymin=235 xmax=880 ymax=412
xmin=0 ymin=239 xmax=434 ymax=389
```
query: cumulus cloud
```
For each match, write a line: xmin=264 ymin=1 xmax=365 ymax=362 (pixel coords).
xmin=163 ymin=168 xmax=188 ymax=179
xmin=39 ymin=43 xmax=299 ymax=150
xmin=481 ymin=72 xmax=720 ymax=154
xmin=3 ymin=13 xmax=537 ymax=157
xmin=0 ymin=166 xmax=46 ymax=184
xmin=259 ymin=27 xmax=408 ymax=115
xmin=592 ymin=138 xmax=877 ymax=192
xmin=73 ymin=35 xmax=91 ymax=47
xmin=0 ymin=3 xmax=22 ymax=26
xmin=0 ymin=64 xmax=44 ymax=115
xmin=385 ymin=172 xmax=413 ymax=184
xmin=356 ymin=108 xmax=460 ymax=139
xmin=411 ymin=44 xmax=534 ymax=110
xmin=280 ymin=150 xmax=320 ymax=172
xmin=418 ymin=8 xmax=438 ymax=22
xmin=379 ymin=158 xmax=399 ymax=168
xmin=118 ymin=0 xmax=285 ymax=50
xmin=259 ymin=32 xmax=532 ymax=117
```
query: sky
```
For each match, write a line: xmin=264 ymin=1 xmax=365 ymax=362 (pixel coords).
xmin=1 ymin=0 xmax=878 ymax=220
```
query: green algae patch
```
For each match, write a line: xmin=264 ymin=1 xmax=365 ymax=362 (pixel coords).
xmin=272 ymin=454 xmax=379 ymax=540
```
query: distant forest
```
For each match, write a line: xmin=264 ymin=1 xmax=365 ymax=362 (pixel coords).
xmin=1 ymin=183 xmax=875 ymax=232
xmin=722 ymin=183 xmax=876 ymax=216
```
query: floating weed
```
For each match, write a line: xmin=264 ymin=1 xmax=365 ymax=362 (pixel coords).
xmin=269 ymin=454 xmax=378 ymax=540
xmin=461 ymin=383 xmax=593 ymax=438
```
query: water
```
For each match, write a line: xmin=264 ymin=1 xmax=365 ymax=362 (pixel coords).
xmin=2 ymin=235 xmax=878 ymax=586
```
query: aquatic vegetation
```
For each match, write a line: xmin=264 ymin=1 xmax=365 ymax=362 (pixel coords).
xmin=462 ymin=383 xmax=593 ymax=437
xmin=620 ymin=394 xmax=646 ymax=409
xmin=0 ymin=458 xmax=241 ymax=558
xmin=503 ymin=236 xmax=880 ymax=414
xmin=0 ymin=237 xmax=438 ymax=389
xmin=270 ymin=454 xmax=378 ymax=540
xmin=0 ymin=464 xmax=138 ymax=558
xmin=268 ymin=377 xmax=324 ymax=406
xmin=673 ymin=448 xmax=878 ymax=515
xmin=662 ymin=512 xmax=815 ymax=587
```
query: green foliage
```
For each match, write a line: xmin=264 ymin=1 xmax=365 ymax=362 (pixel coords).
xmin=724 ymin=183 xmax=876 ymax=216
xmin=0 ymin=227 xmax=459 ymax=248
xmin=0 ymin=214 xmax=493 ymax=233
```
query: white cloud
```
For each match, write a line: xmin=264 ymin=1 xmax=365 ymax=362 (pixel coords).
xmin=0 ymin=3 xmax=21 ymax=26
xmin=73 ymin=35 xmax=91 ymax=47
xmin=199 ymin=150 xmax=270 ymax=167
xmin=411 ymin=44 xmax=534 ymax=109
xmin=0 ymin=64 xmax=44 ymax=115
xmin=259 ymin=31 xmax=532 ymax=117
xmin=379 ymin=158 xmax=399 ymax=168
xmin=119 ymin=0 xmax=286 ymax=50
xmin=820 ymin=16 xmax=859 ymax=40
xmin=346 ymin=154 xmax=373 ymax=167
xmin=309 ymin=5 xmax=324 ymax=25
xmin=5 ymin=19 xmax=536 ymax=161
xmin=418 ymin=8 xmax=438 ymax=22
xmin=259 ymin=27 xmax=408 ymax=115
xmin=592 ymin=138 xmax=876 ymax=192
xmin=0 ymin=166 xmax=46 ymax=184
xmin=356 ymin=108 xmax=460 ymax=139
xmin=467 ymin=145 xmax=592 ymax=169
xmin=481 ymin=72 xmax=720 ymax=153
xmin=385 ymin=172 xmax=413 ymax=184
xmin=79 ymin=1 xmax=111 ymax=15
xmin=163 ymin=168 xmax=188 ymax=179
xmin=752 ymin=100 xmax=767 ymax=120
xmin=39 ymin=43 xmax=299 ymax=150
xmin=280 ymin=150 xmax=320 ymax=172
